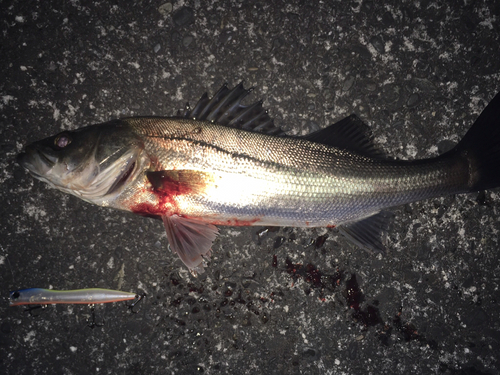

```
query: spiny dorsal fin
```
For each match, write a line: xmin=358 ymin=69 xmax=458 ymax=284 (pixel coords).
xmin=177 ymin=82 xmax=285 ymax=135
xmin=305 ymin=114 xmax=386 ymax=158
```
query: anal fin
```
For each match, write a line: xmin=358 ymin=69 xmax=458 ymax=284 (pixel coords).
xmin=338 ymin=211 xmax=393 ymax=253
xmin=162 ymin=214 xmax=219 ymax=276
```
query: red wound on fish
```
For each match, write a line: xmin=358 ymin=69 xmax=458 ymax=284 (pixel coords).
xmin=130 ymin=170 xmax=215 ymax=217
xmin=147 ymin=171 xmax=190 ymax=195
xmin=213 ymin=217 xmax=261 ymax=226
xmin=130 ymin=202 xmax=165 ymax=217
xmin=147 ymin=170 xmax=212 ymax=196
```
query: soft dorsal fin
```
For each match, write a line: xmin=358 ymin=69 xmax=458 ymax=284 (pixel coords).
xmin=305 ymin=114 xmax=386 ymax=158
xmin=177 ymin=82 xmax=286 ymax=135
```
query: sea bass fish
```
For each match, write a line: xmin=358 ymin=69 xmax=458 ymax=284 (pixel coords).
xmin=17 ymin=84 xmax=500 ymax=275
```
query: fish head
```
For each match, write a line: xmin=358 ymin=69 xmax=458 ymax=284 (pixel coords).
xmin=17 ymin=120 xmax=147 ymax=205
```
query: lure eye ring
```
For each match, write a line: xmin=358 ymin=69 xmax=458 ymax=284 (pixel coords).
xmin=54 ymin=133 xmax=71 ymax=149
xmin=10 ymin=291 xmax=20 ymax=300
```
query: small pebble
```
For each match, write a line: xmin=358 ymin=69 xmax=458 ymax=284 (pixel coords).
xmin=183 ymin=35 xmax=194 ymax=47
xmin=342 ymin=76 xmax=355 ymax=92
xmin=158 ymin=3 xmax=172 ymax=16
xmin=173 ymin=6 xmax=195 ymax=27
xmin=406 ymin=93 xmax=420 ymax=107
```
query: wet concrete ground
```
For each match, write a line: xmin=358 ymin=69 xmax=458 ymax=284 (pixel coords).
xmin=1 ymin=1 xmax=499 ymax=374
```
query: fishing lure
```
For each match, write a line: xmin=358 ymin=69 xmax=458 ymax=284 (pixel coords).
xmin=9 ymin=288 xmax=138 ymax=306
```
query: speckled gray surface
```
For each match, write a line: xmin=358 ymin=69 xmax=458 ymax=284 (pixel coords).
xmin=1 ymin=1 xmax=500 ymax=374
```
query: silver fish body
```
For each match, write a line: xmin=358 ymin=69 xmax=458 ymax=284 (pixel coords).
xmin=114 ymin=117 xmax=470 ymax=227
xmin=17 ymin=84 xmax=500 ymax=274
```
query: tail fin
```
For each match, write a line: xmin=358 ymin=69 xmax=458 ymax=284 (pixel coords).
xmin=454 ymin=91 xmax=500 ymax=192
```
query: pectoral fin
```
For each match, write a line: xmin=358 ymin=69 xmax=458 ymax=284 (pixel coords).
xmin=162 ymin=214 xmax=219 ymax=276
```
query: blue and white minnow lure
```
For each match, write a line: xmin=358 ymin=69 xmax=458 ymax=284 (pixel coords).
xmin=9 ymin=288 xmax=138 ymax=306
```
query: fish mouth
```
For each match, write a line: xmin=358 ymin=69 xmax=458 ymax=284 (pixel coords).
xmin=17 ymin=142 xmax=141 ymax=200
xmin=36 ymin=149 xmax=58 ymax=166
xmin=17 ymin=146 xmax=58 ymax=177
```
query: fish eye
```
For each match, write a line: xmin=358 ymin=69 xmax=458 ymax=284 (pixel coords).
xmin=54 ymin=133 xmax=72 ymax=149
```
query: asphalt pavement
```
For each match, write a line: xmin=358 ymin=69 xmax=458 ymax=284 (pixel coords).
xmin=1 ymin=1 xmax=499 ymax=374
